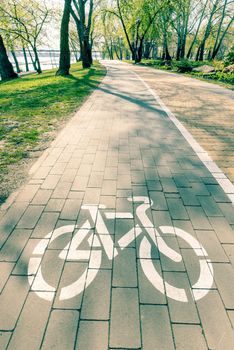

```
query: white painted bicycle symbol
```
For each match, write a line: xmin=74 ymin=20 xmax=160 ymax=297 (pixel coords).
xmin=28 ymin=197 xmax=214 ymax=303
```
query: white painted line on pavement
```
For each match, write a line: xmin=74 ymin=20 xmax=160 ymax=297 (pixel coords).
xmin=132 ymin=70 xmax=234 ymax=205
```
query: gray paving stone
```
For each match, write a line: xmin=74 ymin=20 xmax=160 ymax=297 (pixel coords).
xmin=223 ymin=244 xmax=234 ymax=266
xmin=138 ymin=259 xmax=166 ymax=304
xmin=104 ymin=167 xmax=117 ymax=180
xmin=32 ymin=166 xmax=51 ymax=180
xmin=179 ymin=188 xmax=199 ymax=206
xmin=101 ymin=180 xmax=117 ymax=196
xmin=159 ymin=236 xmax=185 ymax=272
xmin=131 ymin=170 xmax=145 ymax=184
xmin=196 ymin=290 xmax=234 ymax=349
xmin=60 ymin=199 xmax=82 ymax=220
xmin=77 ymin=164 xmax=92 ymax=177
xmin=15 ymin=185 xmax=40 ymax=203
xmin=68 ymin=191 xmax=84 ymax=200
xmin=0 ymin=202 xmax=28 ymax=248
xmin=207 ymin=184 xmax=231 ymax=203
xmin=133 ymin=185 xmax=148 ymax=197
xmin=109 ymin=288 xmax=141 ymax=349
xmin=41 ymin=174 xmax=61 ymax=190
xmin=31 ymin=189 xmax=52 ymax=205
xmin=196 ymin=230 xmax=229 ymax=262
xmin=17 ymin=205 xmax=44 ymax=229
xmin=212 ymin=263 xmax=234 ymax=309
xmin=192 ymin=182 xmax=210 ymax=196
xmin=31 ymin=212 xmax=59 ymax=238
xmin=198 ymin=195 xmax=223 ymax=217
xmin=209 ymin=216 xmax=234 ymax=243
xmin=60 ymin=168 xmax=77 ymax=182
xmin=173 ymin=324 xmax=208 ymax=350
xmin=13 ymin=239 xmax=40 ymax=276
xmin=165 ymin=272 xmax=200 ymax=323
xmin=173 ymin=174 xmax=191 ymax=188
xmin=167 ymin=197 xmax=189 ymax=220
xmin=54 ymin=262 xmax=88 ymax=309
xmin=218 ymin=203 xmax=234 ymax=224
xmin=161 ymin=178 xmax=178 ymax=193
xmin=81 ymin=269 xmax=111 ymax=320
xmin=99 ymin=195 xmax=116 ymax=209
xmin=0 ymin=275 xmax=29 ymax=330
xmin=88 ymin=172 xmax=104 ymax=188
xmin=152 ymin=210 xmax=173 ymax=228
xmin=227 ymin=310 xmax=234 ymax=328
xmin=7 ymin=292 xmax=53 ymax=350
xmin=0 ymin=262 xmax=14 ymax=292
xmin=117 ymin=174 xmax=131 ymax=189
xmin=113 ymin=248 xmax=137 ymax=287
xmin=141 ymin=305 xmax=174 ymax=350
xmin=42 ymin=310 xmax=79 ymax=350
xmin=146 ymin=179 xmax=162 ymax=191
xmin=186 ymin=206 xmax=212 ymax=230
xmin=31 ymin=249 xmax=65 ymax=293
xmin=52 ymin=181 xmax=71 ymax=198
xmin=0 ymin=229 xmax=31 ymax=262
xmin=75 ymin=321 xmax=108 ymax=350
xmin=45 ymin=198 xmax=65 ymax=212
xmin=83 ymin=188 xmax=100 ymax=205
xmin=71 ymin=176 xmax=89 ymax=191
xmin=0 ymin=332 xmax=11 ymax=349
xmin=149 ymin=191 xmax=168 ymax=210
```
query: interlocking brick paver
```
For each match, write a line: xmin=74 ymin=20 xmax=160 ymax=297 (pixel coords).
xmin=42 ymin=310 xmax=79 ymax=350
xmin=7 ymin=292 xmax=53 ymax=350
xmin=0 ymin=276 xmax=29 ymax=330
xmin=165 ymin=272 xmax=200 ymax=323
xmin=0 ymin=332 xmax=11 ymax=349
xmin=0 ymin=262 xmax=14 ymax=291
xmin=110 ymin=288 xmax=141 ymax=349
xmin=0 ymin=228 xmax=31 ymax=262
xmin=196 ymin=290 xmax=234 ymax=349
xmin=15 ymin=185 xmax=40 ymax=203
xmin=208 ymin=216 xmax=234 ymax=243
xmin=60 ymin=199 xmax=82 ymax=220
xmin=138 ymin=259 xmax=166 ymax=304
xmin=31 ymin=212 xmax=59 ymax=238
xmin=17 ymin=205 xmax=44 ymax=229
xmin=113 ymin=248 xmax=137 ymax=287
xmin=31 ymin=189 xmax=52 ymax=205
xmin=75 ymin=321 xmax=108 ymax=350
xmin=212 ymin=263 xmax=234 ymax=309
xmin=81 ymin=269 xmax=111 ymax=320
xmin=186 ymin=206 xmax=212 ymax=230
xmin=198 ymin=195 xmax=223 ymax=217
xmin=196 ymin=230 xmax=229 ymax=262
xmin=218 ymin=203 xmax=234 ymax=224
xmin=173 ymin=324 xmax=208 ymax=350
xmin=141 ymin=305 xmax=174 ymax=350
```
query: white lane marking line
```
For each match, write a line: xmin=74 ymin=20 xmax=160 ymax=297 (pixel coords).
xmin=131 ymin=70 xmax=234 ymax=205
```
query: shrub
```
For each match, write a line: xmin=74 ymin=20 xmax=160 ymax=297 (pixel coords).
xmin=174 ymin=59 xmax=194 ymax=73
xmin=225 ymin=46 xmax=234 ymax=65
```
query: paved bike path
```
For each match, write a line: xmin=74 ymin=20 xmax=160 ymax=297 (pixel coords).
xmin=0 ymin=60 xmax=234 ymax=349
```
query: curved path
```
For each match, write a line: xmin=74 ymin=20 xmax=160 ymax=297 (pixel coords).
xmin=0 ymin=60 xmax=234 ymax=350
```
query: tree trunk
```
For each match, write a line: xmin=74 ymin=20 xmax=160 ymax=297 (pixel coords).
xmin=33 ymin=47 xmax=42 ymax=73
xmin=0 ymin=35 xmax=18 ymax=81
xmin=23 ymin=47 xmax=29 ymax=71
xmin=56 ymin=0 xmax=71 ymax=76
xmin=11 ymin=50 xmax=21 ymax=73
xmin=28 ymin=49 xmax=37 ymax=71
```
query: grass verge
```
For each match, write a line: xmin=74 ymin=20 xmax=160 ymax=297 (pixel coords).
xmin=124 ymin=59 xmax=234 ymax=90
xmin=0 ymin=61 xmax=106 ymax=204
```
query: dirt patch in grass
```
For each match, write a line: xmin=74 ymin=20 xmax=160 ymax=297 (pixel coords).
xmin=0 ymin=61 xmax=106 ymax=204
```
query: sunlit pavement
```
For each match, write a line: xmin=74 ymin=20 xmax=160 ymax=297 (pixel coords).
xmin=0 ymin=60 xmax=234 ymax=349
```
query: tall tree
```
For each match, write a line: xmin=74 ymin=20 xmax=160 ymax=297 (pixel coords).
xmin=56 ymin=0 xmax=72 ymax=76
xmin=0 ymin=34 xmax=18 ymax=80
xmin=70 ymin=0 xmax=94 ymax=68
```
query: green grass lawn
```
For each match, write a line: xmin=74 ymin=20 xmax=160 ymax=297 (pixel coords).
xmin=0 ymin=61 xmax=106 ymax=203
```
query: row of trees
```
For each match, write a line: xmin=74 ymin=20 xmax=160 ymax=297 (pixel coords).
xmin=1 ymin=0 xmax=233 ymax=80
xmin=100 ymin=0 xmax=234 ymax=63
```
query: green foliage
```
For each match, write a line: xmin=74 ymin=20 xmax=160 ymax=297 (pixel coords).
xmin=174 ymin=59 xmax=195 ymax=73
xmin=225 ymin=46 xmax=234 ymax=65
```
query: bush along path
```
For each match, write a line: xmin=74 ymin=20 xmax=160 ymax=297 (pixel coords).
xmin=127 ymin=58 xmax=234 ymax=88
xmin=0 ymin=61 xmax=106 ymax=204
